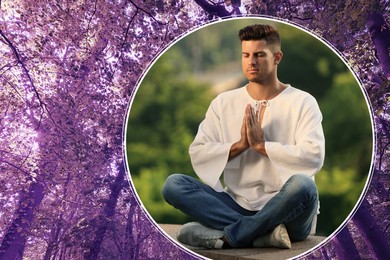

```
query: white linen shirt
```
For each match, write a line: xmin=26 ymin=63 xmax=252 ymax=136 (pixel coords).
xmin=189 ymin=85 xmax=325 ymax=212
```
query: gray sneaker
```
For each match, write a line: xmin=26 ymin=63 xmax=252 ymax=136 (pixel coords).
xmin=176 ymin=222 xmax=225 ymax=249
xmin=252 ymin=224 xmax=291 ymax=249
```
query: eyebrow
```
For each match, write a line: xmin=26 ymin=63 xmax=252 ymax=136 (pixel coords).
xmin=242 ymin=51 xmax=267 ymax=55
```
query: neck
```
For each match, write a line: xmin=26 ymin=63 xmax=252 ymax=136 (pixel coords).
xmin=246 ymin=80 xmax=286 ymax=101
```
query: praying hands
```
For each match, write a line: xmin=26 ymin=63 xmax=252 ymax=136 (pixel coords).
xmin=228 ymin=104 xmax=268 ymax=161
xmin=245 ymin=104 xmax=267 ymax=156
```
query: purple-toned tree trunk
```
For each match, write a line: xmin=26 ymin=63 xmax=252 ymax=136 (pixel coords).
xmin=0 ymin=27 xmax=48 ymax=259
xmin=43 ymin=171 xmax=73 ymax=260
xmin=0 ymin=180 xmax=45 ymax=259
xmin=320 ymin=246 xmax=331 ymax=260
xmin=43 ymin=221 xmax=62 ymax=260
xmin=353 ymin=198 xmax=390 ymax=259
xmin=333 ymin=225 xmax=361 ymax=259
xmin=367 ymin=11 xmax=390 ymax=78
xmin=84 ymin=161 xmax=126 ymax=259
xmin=124 ymin=194 xmax=140 ymax=259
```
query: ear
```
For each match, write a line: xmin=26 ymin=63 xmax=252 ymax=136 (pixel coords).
xmin=274 ymin=51 xmax=283 ymax=65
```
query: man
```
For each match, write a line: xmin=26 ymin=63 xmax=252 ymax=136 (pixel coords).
xmin=162 ymin=24 xmax=325 ymax=249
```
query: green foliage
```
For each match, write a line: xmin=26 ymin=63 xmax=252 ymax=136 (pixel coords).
xmin=277 ymin=25 xmax=347 ymax=100
xmin=314 ymin=71 xmax=372 ymax=235
xmin=178 ymin=20 xmax=250 ymax=73
xmin=320 ymin=72 xmax=373 ymax=178
xmin=131 ymin=168 xmax=191 ymax=224
xmin=126 ymin=50 xmax=212 ymax=223
xmin=316 ymin=167 xmax=367 ymax=236
xmin=127 ymin=49 xmax=213 ymax=177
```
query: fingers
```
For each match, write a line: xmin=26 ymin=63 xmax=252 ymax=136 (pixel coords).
xmin=246 ymin=102 xmax=264 ymax=133
xmin=245 ymin=105 xmax=255 ymax=131
xmin=245 ymin=105 xmax=257 ymax=140
xmin=245 ymin=104 xmax=251 ymax=116
xmin=249 ymin=105 xmax=257 ymax=127
xmin=241 ymin=110 xmax=247 ymax=135
xmin=245 ymin=105 xmax=252 ymax=127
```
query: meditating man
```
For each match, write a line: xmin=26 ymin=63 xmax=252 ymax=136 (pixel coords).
xmin=162 ymin=23 xmax=325 ymax=249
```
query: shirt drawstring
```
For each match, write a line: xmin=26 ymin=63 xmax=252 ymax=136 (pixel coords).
xmin=255 ymin=100 xmax=269 ymax=122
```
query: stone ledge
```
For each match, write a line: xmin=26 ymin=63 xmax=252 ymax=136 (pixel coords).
xmin=159 ymin=224 xmax=326 ymax=260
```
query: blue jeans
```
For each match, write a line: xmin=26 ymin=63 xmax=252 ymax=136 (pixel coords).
xmin=162 ymin=173 xmax=318 ymax=248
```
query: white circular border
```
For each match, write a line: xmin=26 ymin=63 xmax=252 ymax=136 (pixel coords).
xmin=123 ymin=16 xmax=376 ymax=260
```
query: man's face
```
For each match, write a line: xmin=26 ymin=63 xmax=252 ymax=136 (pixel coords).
xmin=241 ymin=40 xmax=281 ymax=83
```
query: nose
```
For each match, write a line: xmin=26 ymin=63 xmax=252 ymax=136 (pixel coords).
xmin=248 ymin=55 xmax=256 ymax=66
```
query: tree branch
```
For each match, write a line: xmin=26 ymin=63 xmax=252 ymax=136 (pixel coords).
xmin=128 ymin=0 xmax=167 ymax=25
xmin=0 ymin=29 xmax=46 ymax=109
xmin=122 ymin=8 xmax=139 ymax=49
xmin=193 ymin=0 xmax=231 ymax=17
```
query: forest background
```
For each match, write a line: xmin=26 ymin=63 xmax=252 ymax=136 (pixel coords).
xmin=127 ymin=19 xmax=373 ymax=237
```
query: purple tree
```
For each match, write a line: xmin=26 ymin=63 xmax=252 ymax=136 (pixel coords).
xmin=0 ymin=0 xmax=203 ymax=259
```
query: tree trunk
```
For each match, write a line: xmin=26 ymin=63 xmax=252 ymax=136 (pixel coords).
xmin=43 ymin=171 xmax=73 ymax=260
xmin=366 ymin=11 xmax=390 ymax=78
xmin=0 ymin=23 xmax=49 ymax=260
xmin=0 ymin=180 xmax=45 ymax=259
xmin=84 ymin=161 xmax=126 ymax=259
xmin=353 ymin=198 xmax=390 ymax=259
xmin=124 ymin=194 xmax=138 ymax=259
xmin=320 ymin=246 xmax=331 ymax=260
xmin=333 ymin=225 xmax=361 ymax=259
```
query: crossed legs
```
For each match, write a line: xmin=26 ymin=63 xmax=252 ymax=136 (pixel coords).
xmin=162 ymin=173 xmax=318 ymax=248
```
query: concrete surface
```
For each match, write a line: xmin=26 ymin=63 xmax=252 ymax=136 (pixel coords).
xmin=159 ymin=224 xmax=326 ymax=260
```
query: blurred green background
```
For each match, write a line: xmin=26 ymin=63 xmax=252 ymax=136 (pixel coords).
xmin=126 ymin=19 xmax=373 ymax=236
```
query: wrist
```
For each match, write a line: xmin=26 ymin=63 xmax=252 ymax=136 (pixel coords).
xmin=238 ymin=139 xmax=250 ymax=151
xmin=254 ymin=142 xmax=267 ymax=156
xmin=228 ymin=141 xmax=249 ymax=161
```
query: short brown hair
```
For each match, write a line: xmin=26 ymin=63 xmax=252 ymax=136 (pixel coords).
xmin=238 ymin=24 xmax=281 ymax=50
